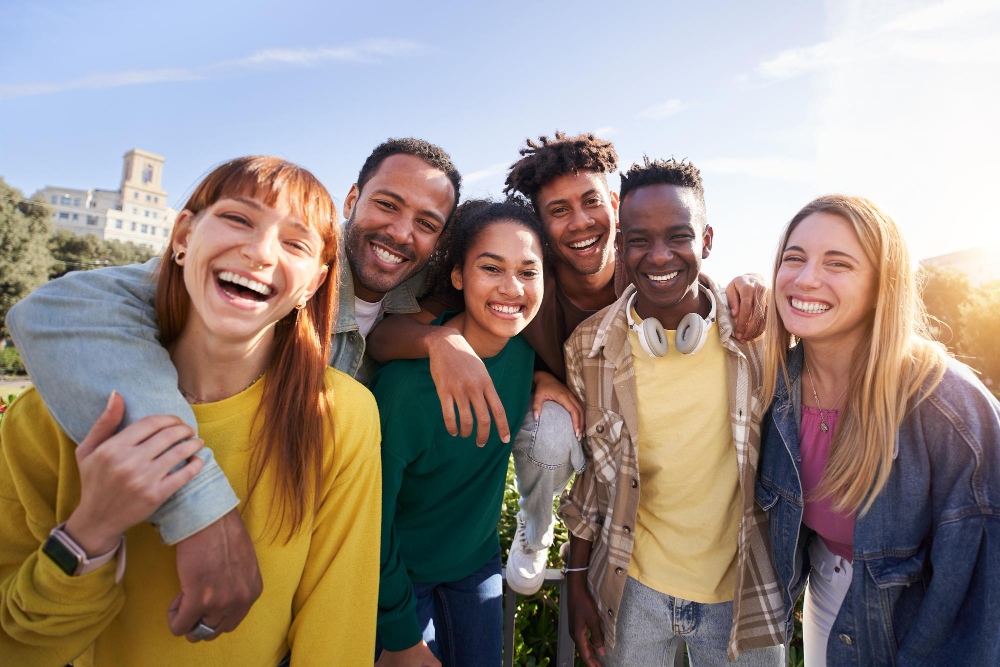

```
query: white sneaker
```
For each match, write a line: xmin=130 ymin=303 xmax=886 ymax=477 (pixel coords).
xmin=506 ymin=513 xmax=548 ymax=595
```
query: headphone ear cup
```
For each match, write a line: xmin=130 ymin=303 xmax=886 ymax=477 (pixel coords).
xmin=675 ymin=312 xmax=708 ymax=355
xmin=640 ymin=318 xmax=669 ymax=357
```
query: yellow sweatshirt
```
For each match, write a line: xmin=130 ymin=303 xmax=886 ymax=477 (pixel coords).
xmin=0 ymin=368 xmax=381 ymax=667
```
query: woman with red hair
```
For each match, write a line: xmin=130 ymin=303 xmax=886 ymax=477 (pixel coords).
xmin=0 ymin=157 xmax=381 ymax=666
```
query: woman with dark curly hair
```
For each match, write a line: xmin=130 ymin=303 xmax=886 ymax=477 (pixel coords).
xmin=372 ymin=198 xmax=546 ymax=667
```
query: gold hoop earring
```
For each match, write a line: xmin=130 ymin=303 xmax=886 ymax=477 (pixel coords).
xmin=173 ymin=250 xmax=186 ymax=264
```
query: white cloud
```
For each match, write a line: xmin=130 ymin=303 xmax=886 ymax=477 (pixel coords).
xmin=755 ymin=0 xmax=1000 ymax=80
xmin=698 ymin=157 xmax=819 ymax=183
xmin=0 ymin=39 xmax=423 ymax=100
xmin=637 ymin=99 xmax=684 ymax=119
xmin=463 ymin=162 xmax=508 ymax=184
xmin=592 ymin=125 xmax=622 ymax=137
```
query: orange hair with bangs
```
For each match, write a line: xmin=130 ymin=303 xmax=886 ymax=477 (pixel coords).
xmin=155 ymin=156 xmax=340 ymax=539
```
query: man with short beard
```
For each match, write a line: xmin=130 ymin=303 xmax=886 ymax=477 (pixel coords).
xmin=5 ymin=138 xmax=461 ymax=643
xmin=366 ymin=132 xmax=766 ymax=597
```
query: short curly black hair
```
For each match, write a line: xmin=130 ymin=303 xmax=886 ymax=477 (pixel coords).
xmin=356 ymin=138 xmax=462 ymax=217
xmin=503 ymin=131 xmax=618 ymax=207
xmin=427 ymin=196 xmax=548 ymax=298
xmin=618 ymin=156 xmax=704 ymax=207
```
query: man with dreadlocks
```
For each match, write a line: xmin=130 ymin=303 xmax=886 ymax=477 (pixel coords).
xmin=367 ymin=132 xmax=767 ymax=599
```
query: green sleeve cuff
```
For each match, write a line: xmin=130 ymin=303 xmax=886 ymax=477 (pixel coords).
xmin=377 ymin=609 xmax=423 ymax=652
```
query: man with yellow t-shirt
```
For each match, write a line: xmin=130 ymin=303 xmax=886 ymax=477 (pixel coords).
xmin=559 ymin=157 xmax=784 ymax=666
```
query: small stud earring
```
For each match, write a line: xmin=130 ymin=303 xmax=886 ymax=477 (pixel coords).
xmin=295 ymin=300 xmax=307 ymax=310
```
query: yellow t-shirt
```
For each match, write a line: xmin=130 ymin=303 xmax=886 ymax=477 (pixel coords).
xmin=0 ymin=368 xmax=381 ymax=667
xmin=627 ymin=309 xmax=740 ymax=603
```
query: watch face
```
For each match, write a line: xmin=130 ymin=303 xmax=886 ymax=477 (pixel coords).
xmin=43 ymin=534 xmax=80 ymax=576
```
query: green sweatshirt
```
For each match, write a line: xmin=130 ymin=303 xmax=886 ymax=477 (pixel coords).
xmin=371 ymin=323 xmax=534 ymax=651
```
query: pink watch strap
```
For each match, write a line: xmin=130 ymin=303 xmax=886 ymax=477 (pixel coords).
xmin=51 ymin=523 xmax=127 ymax=583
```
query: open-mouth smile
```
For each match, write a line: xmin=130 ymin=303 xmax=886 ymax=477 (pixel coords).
xmin=370 ymin=241 xmax=408 ymax=268
xmin=216 ymin=270 xmax=276 ymax=307
xmin=789 ymin=296 xmax=832 ymax=314
xmin=567 ymin=235 xmax=601 ymax=252
xmin=488 ymin=302 xmax=525 ymax=319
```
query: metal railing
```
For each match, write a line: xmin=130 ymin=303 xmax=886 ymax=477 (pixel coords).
xmin=501 ymin=568 xmax=685 ymax=667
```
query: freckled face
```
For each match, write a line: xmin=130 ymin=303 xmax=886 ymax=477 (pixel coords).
xmin=775 ymin=212 xmax=877 ymax=344
xmin=536 ymin=170 xmax=618 ymax=276
xmin=451 ymin=221 xmax=544 ymax=343
xmin=173 ymin=196 xmax=328 ymax=342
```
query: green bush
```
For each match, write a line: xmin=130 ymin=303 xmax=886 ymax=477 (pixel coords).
xmin=0 ymin=347 xmax=25 ymax=375
xmin=498 ymin=461 xmax=806 ymax=666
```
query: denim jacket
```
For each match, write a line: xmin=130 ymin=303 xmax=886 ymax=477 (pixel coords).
xmin=5 ymin=245 xmax=422 ymax=544
xmin=758 ymin=344 xmax=1000 ymax=666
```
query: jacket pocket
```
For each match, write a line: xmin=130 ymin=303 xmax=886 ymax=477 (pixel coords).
xmin=866 ymin=551 xmax=929 ymax=654
xmin=584 ymin=406 xmax=625 ymax=485
xmin=866 ymin=552 xmax=927 ymax=588
xmin=755 ymin=479 xmax=780 ymax=511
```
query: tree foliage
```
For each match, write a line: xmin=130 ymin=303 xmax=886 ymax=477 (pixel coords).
xmin=921 ymin=266 xmax=1000 ymax=392
xmin=0 ymin=178 xmax=53 ymax=338
xmin=48 ymin=231 xmax=157 ymax=280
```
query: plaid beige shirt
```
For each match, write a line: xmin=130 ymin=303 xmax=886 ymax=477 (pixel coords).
xmin=557 ymin=277 xmax=785 ymax=660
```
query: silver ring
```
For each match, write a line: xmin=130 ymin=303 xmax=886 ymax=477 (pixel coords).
xmin=191 ymin=621 xmax=217 ymax=640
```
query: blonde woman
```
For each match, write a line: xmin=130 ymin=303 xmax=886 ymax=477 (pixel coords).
xmin=756 ymin=195 xmax=1000 ymax=666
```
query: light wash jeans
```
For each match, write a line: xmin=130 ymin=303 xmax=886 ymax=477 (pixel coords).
xmin=512 ymin=399 xmax=585 ymax=551
xmin=602 ymin=577 xmax=785 ymax=667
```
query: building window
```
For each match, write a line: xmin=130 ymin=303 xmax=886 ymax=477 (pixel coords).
xmin=133 ymin=192 xmax=139 ymax=199
xmin=50 ymin=195 xmax=57 ymax=204
xmin=150 ymin=226 xmax=157 ymax=235
xmin=87 ymin=216 xmax=99 ymax=226
xmin=89 ymin=200 xmax=96 ymax=208
xmin=141 ymin=224 xmax=148 ymax=233
xmin=72 ymin=213 xmax=79 ymax=221
xmin=60 ymin=196 xmax=71 ymax=205
xmin=132 ymin=207 xmax=137 ymax=214
xmin=154 ymin=196 xmax=159 ymax=203
xmin=152 ymin=211 xmax=157 ymax=219
xmin=59 ymin=212 xmax=69 ymax=219
xmin=73 ymin=198 xmax=80 ymax=206
xmin=144 ymin=210 xmax=149 ymax=217
xmin=163 ymin=228 xmax=169 ymax=237
xmin=142 ymin=163 xmax=153 ymax=184
xmin=115 ymin=220 xmax=123 ymax=229
xmin=131 ymin=222 xmax=137 ymax=231
xmin=145 ymin=194 xmax=151 ymax=202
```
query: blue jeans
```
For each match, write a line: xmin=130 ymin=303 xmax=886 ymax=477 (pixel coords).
xmin=512 ymin=400 xmax=585 ymax=550
xmin=376 ymin=550 xmax=503 ymax=666
xmin=602 ymin=577 xmax=784 ymax=667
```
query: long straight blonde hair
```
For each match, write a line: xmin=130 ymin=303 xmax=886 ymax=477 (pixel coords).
xmin=761 ymin=195 xmax=948 ymax=515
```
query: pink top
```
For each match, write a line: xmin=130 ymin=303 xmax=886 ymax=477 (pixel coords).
xmin=799 ymin=406 xmax=855 ymax=561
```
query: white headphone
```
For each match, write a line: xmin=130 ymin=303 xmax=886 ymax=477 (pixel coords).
xmin=626 ymin=283 xmax=717 ymax=357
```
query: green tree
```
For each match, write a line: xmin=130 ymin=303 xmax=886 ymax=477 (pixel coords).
xmin=957 ymin=281 xmax=1000 ymax=390
xmin=0 ymin=178 xmax=53 ymax=338
xmin=920 ymin=266 xmax=969 ymax=350
xmin=48 ymin=231 xmax=157 ymax=279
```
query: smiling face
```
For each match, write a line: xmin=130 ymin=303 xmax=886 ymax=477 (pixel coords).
xmin=775 ymin=211 xmax=877 ymax=345
xmin=342 ymin=153 xmax=456 ymax=302
xmin=617 ymin=183 xmax=712 ymax=326
xmin=535 ymin=170 xmax=618 ymax=276
xmin=172 ymin=196 xmax=329 ymax=343
xmin=450 ymin=221 xmax=544 ymax=351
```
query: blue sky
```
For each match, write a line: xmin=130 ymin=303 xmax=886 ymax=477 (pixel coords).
xmin=2 ymin=0 xmax=998 ymax=281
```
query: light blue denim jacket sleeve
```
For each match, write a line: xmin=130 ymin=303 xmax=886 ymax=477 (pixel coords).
xmin=5 ymin=258 xmax=239 ymax=544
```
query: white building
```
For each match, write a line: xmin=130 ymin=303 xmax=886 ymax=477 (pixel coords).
xmin=36 ymin=148 xmax=177 ymax=252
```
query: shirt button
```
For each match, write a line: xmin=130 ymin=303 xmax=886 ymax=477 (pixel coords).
xmin=834 ymin=566 xmax=841 ymax=573
xmin=631 ymin=479 xmax=638 ymax=488
xmin=839 ymin=633 xmax=852 ymax=645
xmin=596 ymin=425 xmax=604 ymax=434
xmin=623 ymin=526 xmax=631 ymax=535
xmin=607 ymin=609 xmax=614 ymax=617
xmin=615 ymin=567 xmax=623 ymax=575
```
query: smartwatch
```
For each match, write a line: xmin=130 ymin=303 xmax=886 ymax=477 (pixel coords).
xmin=42 ymin=523 xmax=126 ymax=582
